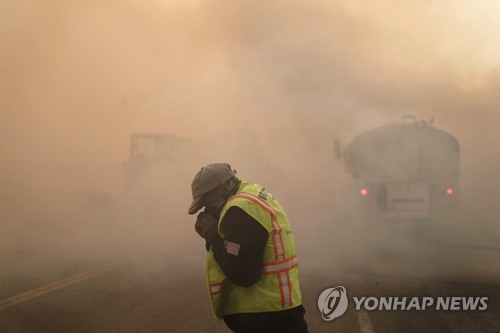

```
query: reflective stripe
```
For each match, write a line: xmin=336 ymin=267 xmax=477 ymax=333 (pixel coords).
xmin=271 ymin=221 xmax=285 ymax=261
xmin=279 ymin=272 xmax=292 ymax=308
xmin=210 ymin=283 xmax=222 ymax=295
xmin=262 ymin=256 xmax=299 ymax=275
xmin=233 ymin=193 xmax=276 ymax=216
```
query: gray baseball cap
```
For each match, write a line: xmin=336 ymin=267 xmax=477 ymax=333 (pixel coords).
xmin=188 ymin=163 xmax=236 ymax=215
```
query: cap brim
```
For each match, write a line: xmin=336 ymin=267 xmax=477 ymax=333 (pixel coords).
xmin=188 ymin=196 xmax=203 ymax=215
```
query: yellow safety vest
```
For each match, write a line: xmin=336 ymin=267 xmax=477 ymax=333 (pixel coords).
xmin=206 ymin=181 xmax=302 ymax=318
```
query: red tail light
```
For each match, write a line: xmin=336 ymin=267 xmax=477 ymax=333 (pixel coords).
xmin=360 ymin=188 xmax=368 ymax=196
xmin=446 ymin=188 xmax=454 ymax=195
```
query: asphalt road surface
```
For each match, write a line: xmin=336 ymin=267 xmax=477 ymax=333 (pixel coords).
xmin=1 ymin=232 xmax=500 ymax=333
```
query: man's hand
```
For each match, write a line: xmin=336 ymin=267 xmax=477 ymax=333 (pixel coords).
xmin=195 ymin=212 xmax=218 ymax=242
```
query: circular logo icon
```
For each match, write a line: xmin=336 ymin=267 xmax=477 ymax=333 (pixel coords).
xmin=318 ymin=286 xmax=348 ymax=321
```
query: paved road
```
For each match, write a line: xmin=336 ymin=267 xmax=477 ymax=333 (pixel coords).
xmin=1 ymin=237 xmax=500 ymax=333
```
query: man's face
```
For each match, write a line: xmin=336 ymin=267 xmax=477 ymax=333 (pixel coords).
xmin=202 ymin=184 xmax=228 ymax=209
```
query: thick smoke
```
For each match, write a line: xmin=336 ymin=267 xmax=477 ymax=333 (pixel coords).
xmin=1 ymin=0 xmax=499 ymax=286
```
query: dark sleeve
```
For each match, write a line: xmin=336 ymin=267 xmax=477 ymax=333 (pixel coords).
xmin=210 ymin=206 xmax=269 ymax=287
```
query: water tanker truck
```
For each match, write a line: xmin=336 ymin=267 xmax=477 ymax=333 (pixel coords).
xmin=339 ymin=116 xmax=460 ymax=221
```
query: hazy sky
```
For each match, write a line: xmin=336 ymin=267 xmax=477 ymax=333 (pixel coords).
xmin=1 ymin=0 xmax=499 ymax=260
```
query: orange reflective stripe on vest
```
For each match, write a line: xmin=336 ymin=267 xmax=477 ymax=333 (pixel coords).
xmin=210 ymin=283 xmax=222 ymax=295
xmin=262 ymin=255 xmax=299 ymax=275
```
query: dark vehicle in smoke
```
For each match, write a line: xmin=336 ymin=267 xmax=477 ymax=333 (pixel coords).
xmin=339 ymin=116 xmax=460 ymax=221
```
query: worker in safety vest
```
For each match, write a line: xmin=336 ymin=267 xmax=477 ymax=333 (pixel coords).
xmin=188 ymin=163 xmax=308 ymax=333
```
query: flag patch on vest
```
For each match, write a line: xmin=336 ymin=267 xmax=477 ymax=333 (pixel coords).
xmin=224 ymin=240 xmax=241 ymax=256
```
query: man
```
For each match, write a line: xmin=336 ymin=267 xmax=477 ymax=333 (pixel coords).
xmin=188 ymin=163 xmax=308 ymax=333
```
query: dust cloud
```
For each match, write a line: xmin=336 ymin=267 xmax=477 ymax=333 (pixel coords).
xmin=1 ymin=0 xmax=500 ymax=290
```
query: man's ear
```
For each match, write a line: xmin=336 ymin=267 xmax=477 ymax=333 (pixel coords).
xmin=220 ymin=182 xmax=230 ymax=195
